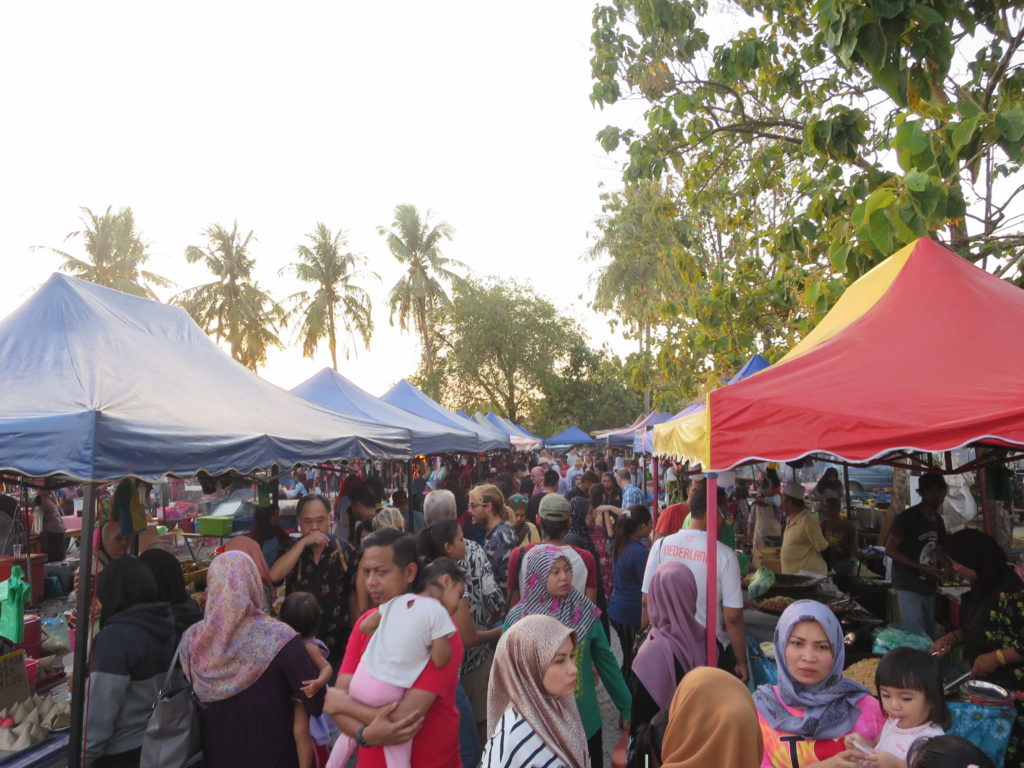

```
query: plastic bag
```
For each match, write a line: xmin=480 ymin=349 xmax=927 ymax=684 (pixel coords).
xmin=871 ymin=625 xmax=933 ymax=654
xmin=747 ymin=566 xmax=776 ymax=599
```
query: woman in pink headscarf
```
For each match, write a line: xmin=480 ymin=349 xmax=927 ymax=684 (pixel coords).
xmin=630 ymin=561 xmax=705 ymax=735
xmin=181 ymin=551 xmax=324 ymax=768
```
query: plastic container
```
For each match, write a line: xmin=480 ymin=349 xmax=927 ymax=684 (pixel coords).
xmin=16 ymin=615 xmax=45 ymax=658
xmin=197 ymin=516 xmax=233 ymax=537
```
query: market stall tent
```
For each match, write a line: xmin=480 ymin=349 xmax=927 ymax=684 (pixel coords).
xmin=381 ymin=380 xmax=510 ymax=452
xmin=649 ymin=353 xmax=771 ymax=459
xmin=544 ymin=425 xmax=596 ymax=447
xmin=0 ymin=275 xmax=413 ymax=481
xmin=291 ymin=368 xmax=480 ymax=455
xmin=470 ymin=412 xmax=536 ymax=450
xmin=0 ymin=274 xmax=414 ymax=765
xmin=654 ymin=238 xmax=1024 ymax=471
xmin=484 ymin=412 xmax=542 ymax=450
xmin=652 ymin=238 xmax=1024 ymax=665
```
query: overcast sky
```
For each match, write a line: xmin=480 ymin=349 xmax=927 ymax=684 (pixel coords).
xmin=0 ymin=2 xmax=650 ymax=398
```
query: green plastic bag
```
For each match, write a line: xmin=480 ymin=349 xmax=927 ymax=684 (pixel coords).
xmin=0 ymin=566 xmax=29 ymax=643
xmin=747 ymin=566 xmax=776 ymax=599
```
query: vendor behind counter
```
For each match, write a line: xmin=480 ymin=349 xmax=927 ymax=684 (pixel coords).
xmin=933 ymin=529 xmax=1024 ymax=761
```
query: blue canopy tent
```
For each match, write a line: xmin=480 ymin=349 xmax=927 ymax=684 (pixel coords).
xmin=456 ymin=410 xmax=470 ymax=419
xmin=484 ymin=413 xmax=541 ymax=450
xmin=0 ymin=275 xmax=412 ymax=481
xmin=292 ymin=368 xmax=480 ymax=455
xmin=381 ymin=380 xmax=510 ymax=452
xmin=544 ymin=425 xmax=596 ymax=447
xmin=0 ymin=275 xmax=413 ymax=764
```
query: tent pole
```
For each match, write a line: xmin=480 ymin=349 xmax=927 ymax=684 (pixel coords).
xmin=977 ymin=448 xmax=991 ymax=535
xmin=652 ymin=456 xmax=660 ymax=526
xmin=705 ymin=472 xmax=719 ymax=666
xmin=69 ymin=482 xmax=98 ymax=768
xmin=843 ymin=465 xmax=852 ymax=518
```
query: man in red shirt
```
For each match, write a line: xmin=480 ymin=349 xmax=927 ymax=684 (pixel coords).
xmin=325 ymin=528 xmax=462 ymax=768
xmin=653 ymin=475 xmax=705 ymax=539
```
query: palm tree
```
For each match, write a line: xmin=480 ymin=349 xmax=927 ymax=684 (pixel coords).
xmin=41 ymin=206 xmax=171 ymax=298
xmin=282 ymin=223 xmax=378 ymax=370
xmin=379 ymin=204 xmax=465 ymax=391
xmin=173 ymin=222 xmax=285 ymax=371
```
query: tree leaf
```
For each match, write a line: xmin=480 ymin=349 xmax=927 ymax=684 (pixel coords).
xmin=903 ymin=168 xmax=929 ymax=192
xmin=995 ymin=103 xmax=1024 ymax=143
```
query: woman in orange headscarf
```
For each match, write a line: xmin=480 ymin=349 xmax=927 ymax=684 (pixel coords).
xmin=660 ymin=667 xmax=763 ymax=768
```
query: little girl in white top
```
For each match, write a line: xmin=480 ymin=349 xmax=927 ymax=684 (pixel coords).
xmin=327 ymin=557 xmax=465 ymax=768
xmin=846 ymin=648 xmax=947 ymax=767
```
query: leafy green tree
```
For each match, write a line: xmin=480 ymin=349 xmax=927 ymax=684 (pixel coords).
xmin=174 ymin=222 xmax=285 ymax=371
xmin=415 ymin=278 xmax=567 ymax=423
xmin=529 ymin=339 xmax=644 ymax=436
xmin=282 ymin=223 xmax=377 ymax=370
xmin=380 ymin=204 xmax=466 ymax=395
xmin=588 ymin=179 xmax=805 ymax=410
xmin=589 ymin=0 xmax=1024 ymax=403
xmin=43 ymin=206 xmax=170 ymax=298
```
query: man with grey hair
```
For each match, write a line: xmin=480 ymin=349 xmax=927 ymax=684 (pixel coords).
xmin=423 ymin=489 xmax=457 ymax=526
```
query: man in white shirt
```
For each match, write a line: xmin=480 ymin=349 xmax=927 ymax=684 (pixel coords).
xmin=641 ymin=485 xmax=748 ymax=682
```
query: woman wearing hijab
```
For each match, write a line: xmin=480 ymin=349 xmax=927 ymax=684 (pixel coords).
xmin=225 ymin=534 xmax=278 ymax=611
xmin=98 ymin=520 xmax=130 ymax=567
xmin=660 ymin=667 xmax=763 ymax=768
xmin=630 ymin=561 xmax=703 ymax=733
xmin=138 ymin=548 xmax=203 ymax=634
xmin=505 ymin=545 xmax=631 ymax=768
xmin=85 ymin=557 xmax=176 ymax=767
xmin=249 ymin=504 xmax=290 ymax=567
xmin=566 ymin=495 xmax=613 ymax=640
xmin=182 ymin=551 xmax=324 ymax=768
xmin=483 ymin=614 xmax=588 ymax=768
xmin=932 ymin=529 xmax=1024 ymax=762
xmin=753 ymin=600 xmax=883 ymax=767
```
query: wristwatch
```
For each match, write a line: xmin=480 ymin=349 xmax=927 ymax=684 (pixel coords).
xmin=355 ymin=724 xmax=370 ymax=748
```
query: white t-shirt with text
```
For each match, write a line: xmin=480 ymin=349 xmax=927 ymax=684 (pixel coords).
xmin=641 ymin=529 xmax=743 ymax=647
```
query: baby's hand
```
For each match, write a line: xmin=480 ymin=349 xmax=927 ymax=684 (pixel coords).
xmin=301 ymin=678 xmax=326 ymax=698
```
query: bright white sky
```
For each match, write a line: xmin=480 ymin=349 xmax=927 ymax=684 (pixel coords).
xmin=0 ymin=1 xmax=650 ymax=398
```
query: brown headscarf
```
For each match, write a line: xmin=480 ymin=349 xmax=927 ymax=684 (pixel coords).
xmin=660 ymin=667 xmax=764 ymax=768
xmin=488 ymin=615 xmax=588 ymax=768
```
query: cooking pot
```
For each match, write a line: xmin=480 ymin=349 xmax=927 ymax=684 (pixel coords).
xmin=854 ymin=505 xmax=883 ymax=530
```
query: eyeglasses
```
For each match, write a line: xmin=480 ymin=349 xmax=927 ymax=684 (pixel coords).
xmin=468 ymin=501 xmax=486 ymax=509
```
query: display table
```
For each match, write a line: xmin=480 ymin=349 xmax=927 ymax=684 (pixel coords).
xmin=1 ymin=734 xmax=68 ymax=767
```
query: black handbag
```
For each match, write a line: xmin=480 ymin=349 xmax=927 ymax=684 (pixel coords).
xmin=140 ymin=641 xmax=203 ymax=768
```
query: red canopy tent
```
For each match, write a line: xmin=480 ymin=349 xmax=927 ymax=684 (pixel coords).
xmin=704 ymin=237 xmax=1024 ymax=470
xmin=685 ymin=238 xmax=1024 ymax=662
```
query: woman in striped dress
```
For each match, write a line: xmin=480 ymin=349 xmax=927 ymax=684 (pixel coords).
xmin=482 ymin=614 xmax=587 ymax=768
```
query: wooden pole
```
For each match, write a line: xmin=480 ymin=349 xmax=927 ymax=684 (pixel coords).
xmin=69 ymin=482 xmax=97 ymax=768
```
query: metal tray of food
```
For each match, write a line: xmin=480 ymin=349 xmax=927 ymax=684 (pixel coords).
xmin=767 ymin=574 xmax=826 ymax=591
xmin=962 ymin=679 xmax=1013 ymax=704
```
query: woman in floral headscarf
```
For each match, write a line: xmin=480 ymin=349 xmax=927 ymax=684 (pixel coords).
xmin=182 ymin=551 xmax=325 ymax=768
xmin=504 ymin=545 xmax=631 ymax=768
